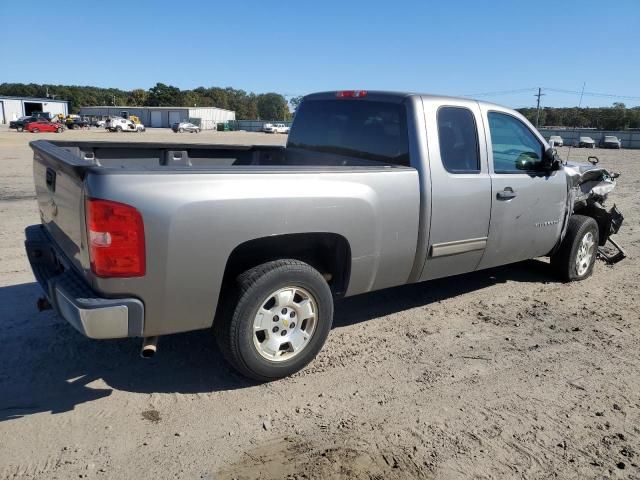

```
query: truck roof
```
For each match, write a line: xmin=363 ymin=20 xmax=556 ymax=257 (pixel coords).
xmin=303 ymin=90 xmax=499 ymax=108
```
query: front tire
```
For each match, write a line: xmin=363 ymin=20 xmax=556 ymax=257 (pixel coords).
xmin=551 ymin=215 xmax=599 ymax=281
xmin=215 ymin=260 xmax=333 ymax=381
xmin=115 ymin=126 xmax=122 ymax=132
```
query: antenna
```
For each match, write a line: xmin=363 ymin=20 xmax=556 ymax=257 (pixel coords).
xmin=534 ymin=87 xmax=545 ymax=127
xmin=565 ymin=82 xmax=586 ymax=164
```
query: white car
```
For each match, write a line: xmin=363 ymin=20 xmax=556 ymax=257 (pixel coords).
xmin=263 ymin=123 xmax=290 ymax=134
xmin=548 ymin=135 xmax=564 ymax=147
xmin=577 ymin=136 xmax=596 ymax=148
xmin=106 ymin=117 xmax=145 ymax=133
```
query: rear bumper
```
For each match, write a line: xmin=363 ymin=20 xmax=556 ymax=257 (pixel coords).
xmin=24 ymin=224 xmax=144 ymax=339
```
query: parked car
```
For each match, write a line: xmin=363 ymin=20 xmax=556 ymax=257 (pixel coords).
xmin=106 ymin=117 xmax=145 ymax=132
xmin=33 ymin=112 xmax=53 ymax=120
xmin=65 ymin=117 xmax=91 ymax=130
xmin=25 ymin=90 xmax=624 ymax=381
xmin=26 ymin=120 xmax=64 ymax=133
xmin=172 ymin=122 xmax=200 ymax=133
xmin=600 ymin=135 xmax=622 ymax=149
xmin=9 ymin=116 xmax=38 ymax=132
xmin=548 ymin=135 xmax=564 ymax=147
xmin=577 ymin=136 xmax=596 ymax=148
xmin=263 ymin=123 xmax=290 ymax=134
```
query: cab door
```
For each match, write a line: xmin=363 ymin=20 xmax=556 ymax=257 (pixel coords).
xmin=478 ymin=107 xmax=567 ymax=270
xmin=419 ymin=98 xmax=492 ymax=281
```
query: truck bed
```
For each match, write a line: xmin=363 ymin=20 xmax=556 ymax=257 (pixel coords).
xmin=31 ymin=140 xmax=406 ymax=174
xmin=29 ymin=139 xmax=421 ymax=337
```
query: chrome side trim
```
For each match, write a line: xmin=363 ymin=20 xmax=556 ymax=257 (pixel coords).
xmin=430 ymin=237 xmax=487 ymax=258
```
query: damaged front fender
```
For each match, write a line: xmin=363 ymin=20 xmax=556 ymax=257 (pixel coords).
xmin=553 ymin=157 xmax=625 ymax=263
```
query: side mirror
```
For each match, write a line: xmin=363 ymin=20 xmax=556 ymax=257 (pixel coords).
xmin=588 ymin=156 xmax=599 ymax=165
xmin=542 ymin=147 xmax=560 ymax=171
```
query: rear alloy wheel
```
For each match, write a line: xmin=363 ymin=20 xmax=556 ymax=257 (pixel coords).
xmin=216 ymin=259 xmax=333 ymax=381
xmin=252 ymin=286 xmax=318 ymax=362
xmin=116 ymin=126 xmax=122 ymax=132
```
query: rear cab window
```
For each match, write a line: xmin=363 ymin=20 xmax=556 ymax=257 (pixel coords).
xmin=287 ymin=98 xmax=410 ymax=166
xmin=437 ymin=107 xmax=480 ymax=173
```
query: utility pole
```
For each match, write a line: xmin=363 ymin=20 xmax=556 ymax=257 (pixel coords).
xmin=534 ymin=87 xmax=545 ymax=128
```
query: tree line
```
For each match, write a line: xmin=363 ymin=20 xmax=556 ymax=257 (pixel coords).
xmin=2 ymin=82 xmax=638 ymax=129
xmin=517 ymin=103 xmax=640 ymax=130
xmin=0 ymin=82 xmax=297 ymax=120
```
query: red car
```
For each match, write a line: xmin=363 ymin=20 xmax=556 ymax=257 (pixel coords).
xmin=26 ymin=120 xmax=64 ymax=133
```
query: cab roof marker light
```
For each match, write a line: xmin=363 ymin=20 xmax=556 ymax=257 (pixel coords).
xmin=335 ymin=90 xmax=368 ymax=98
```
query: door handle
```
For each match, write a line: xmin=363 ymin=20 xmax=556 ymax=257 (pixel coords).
xmin=497 ymin=187 xmax=517 ymax=200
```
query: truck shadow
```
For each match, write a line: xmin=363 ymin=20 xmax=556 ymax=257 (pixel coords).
xmin=0 ymin=259 xmax=553 ymax=421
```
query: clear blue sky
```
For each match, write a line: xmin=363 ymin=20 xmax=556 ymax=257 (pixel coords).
xmin=1 ymin=0 xmax=639 ymax=108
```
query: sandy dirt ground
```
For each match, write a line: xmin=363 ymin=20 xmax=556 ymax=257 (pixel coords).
xmin=0 ymin=126 xmax=638 ymax=480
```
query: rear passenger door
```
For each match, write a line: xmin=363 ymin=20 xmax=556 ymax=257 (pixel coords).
xmin=420 ymin=98 xmax=492 ymax=281
xmin=478 ymin=107 xmax=566 ymax=269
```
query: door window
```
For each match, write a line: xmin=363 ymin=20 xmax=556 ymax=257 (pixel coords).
xmin=437 ymin=107 xmax=480 ymax=173
xmin=488 ymin=112 xmax=544 ymax=173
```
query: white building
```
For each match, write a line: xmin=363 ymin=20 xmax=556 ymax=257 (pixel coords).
xmin=78 ymin=106 xmax=236 ymax=130
xmin=0 ymin=96 xmax=69 ymax=124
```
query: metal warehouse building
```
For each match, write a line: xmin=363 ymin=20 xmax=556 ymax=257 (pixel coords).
xmin=78 ymin=106 xmax=235 ymax=129
xmin=0 ymin=96 xmax=69 ymax=124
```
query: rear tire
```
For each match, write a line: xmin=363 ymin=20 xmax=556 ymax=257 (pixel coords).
xmin=551 ymin=215 xmax=599 ymax=281
xmin=116 ymin=126 xmax=122 ymax=132
xmin=179 ymin=128 xmax=184 ymax=133
xmin=215 ymin=259 xmax=333 ymax=381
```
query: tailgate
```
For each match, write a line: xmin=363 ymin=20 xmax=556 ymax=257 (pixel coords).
xmin=31 ymin=140 xmax=90 ymax=274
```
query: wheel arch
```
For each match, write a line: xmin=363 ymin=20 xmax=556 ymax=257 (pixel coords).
xmin=574 ymin=204 xmax=608 ymax=245
xmin=218 ymin=232 xmax=351 ymax=303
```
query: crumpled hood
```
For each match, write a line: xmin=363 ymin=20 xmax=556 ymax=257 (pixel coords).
xmin=562 ymin=161 xmax=618 ymax=200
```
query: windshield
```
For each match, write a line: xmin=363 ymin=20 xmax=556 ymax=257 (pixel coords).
xmin=287 ymin=99 xmax=410 ymax=165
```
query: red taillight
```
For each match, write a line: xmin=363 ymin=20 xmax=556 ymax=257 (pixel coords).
xmin=86 ymin=198 xmax=145 ymax=277
xmin=335 ymin=90 xmax=368 ymax=98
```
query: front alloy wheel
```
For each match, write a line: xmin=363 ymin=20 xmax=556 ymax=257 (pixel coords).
xmin=551 ymin=214 xmax=599 ymax=281
xmin=575 ymin=231 xmax=595 ymax=277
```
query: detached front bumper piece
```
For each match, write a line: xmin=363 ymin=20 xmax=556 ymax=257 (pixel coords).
xmin=598 ymin=205 xmax=626 ymax=264
xmin=24 ymin=224 xmax=144 ymax=339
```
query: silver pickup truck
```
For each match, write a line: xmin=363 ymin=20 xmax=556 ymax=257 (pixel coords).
xmin=25 ymin=91 xmax=624 ymax=381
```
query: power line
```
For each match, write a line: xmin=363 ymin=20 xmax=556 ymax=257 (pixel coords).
xmin=542 ymin=87 xmax=640 ymax=101
xmin=459 ymin=87 xmax=537 ymax=97
xmin=460 ymin=86 xmax=640 ymax=102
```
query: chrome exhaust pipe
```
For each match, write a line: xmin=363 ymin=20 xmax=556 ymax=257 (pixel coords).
xmin=141 ymin=336 xmax=158 ymax=358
